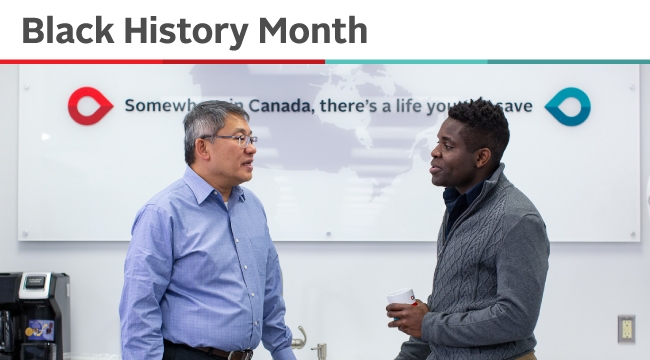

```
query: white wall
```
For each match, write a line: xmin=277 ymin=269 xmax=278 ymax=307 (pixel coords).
xmin=1 ymin=64 xmax=649 ymax=359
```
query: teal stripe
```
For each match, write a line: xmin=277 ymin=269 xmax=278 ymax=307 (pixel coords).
xmin=326 ymin=60 xmax=488 ymax=64
xmin=489 ymin=60 xmax=650 ymax=64
xmin=325 ymin=59 xmax=650 ymax=64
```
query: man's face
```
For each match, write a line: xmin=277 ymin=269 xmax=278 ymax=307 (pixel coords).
xmin=429 ymin=117 xmax=481 ymax=194
xmin=206 ymin=114 xmax=256 ymax=189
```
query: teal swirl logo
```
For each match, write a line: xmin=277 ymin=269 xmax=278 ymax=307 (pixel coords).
xmin=545 ymin=87 xmax=591 ymax=126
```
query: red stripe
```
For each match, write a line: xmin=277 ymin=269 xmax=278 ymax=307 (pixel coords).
xmin=0 ymin=59 xmax=163 ymax=64
xmin=0 ymin=59 xmax=325 ymax=64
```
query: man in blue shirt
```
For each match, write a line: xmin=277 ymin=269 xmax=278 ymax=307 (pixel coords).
xmin=119 ymin=100 xmax=296 ymax=360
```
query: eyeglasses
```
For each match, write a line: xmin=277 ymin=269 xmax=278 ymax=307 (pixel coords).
xmin=199 ymin=134 xmax=258 ymax=148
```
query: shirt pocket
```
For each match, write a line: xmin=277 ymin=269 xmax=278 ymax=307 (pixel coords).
xmin=248 ymin=235 xmax=269 ymax=276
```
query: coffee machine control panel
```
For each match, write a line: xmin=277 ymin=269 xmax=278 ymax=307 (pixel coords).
xmin=18 ymin=273 xmax=52 ymax=300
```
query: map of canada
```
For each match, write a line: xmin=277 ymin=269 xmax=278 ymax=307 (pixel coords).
xmin=191 ymin=64 xmax=438 ymax=199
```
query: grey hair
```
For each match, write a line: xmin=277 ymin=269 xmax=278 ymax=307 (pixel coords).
xmin=183 ymin=100 xmax=250 ymax=165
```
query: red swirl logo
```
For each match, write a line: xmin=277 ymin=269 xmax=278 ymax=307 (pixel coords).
xmin=68 ymin=87 xmax=113 ymax=126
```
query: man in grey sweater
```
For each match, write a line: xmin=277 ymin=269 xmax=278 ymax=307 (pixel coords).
xmin=387 ymin=98 xmax=550 ymax=360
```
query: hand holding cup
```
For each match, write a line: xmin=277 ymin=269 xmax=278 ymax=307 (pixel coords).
xmin=386 ymin=288 xmax=429 ymax=338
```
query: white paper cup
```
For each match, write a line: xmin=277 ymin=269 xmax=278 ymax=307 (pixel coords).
xmin=387 ymin=288 xmax=416 ymax=305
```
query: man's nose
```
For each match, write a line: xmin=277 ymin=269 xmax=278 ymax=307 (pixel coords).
xmin=431 ymin=145 xmax=441 ymax=158
xmin=245 ymin=142 xmax=257 ymax=154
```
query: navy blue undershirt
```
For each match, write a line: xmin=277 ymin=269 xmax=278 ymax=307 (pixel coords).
xmin=442 ymin=172 xmax=494 ymax=238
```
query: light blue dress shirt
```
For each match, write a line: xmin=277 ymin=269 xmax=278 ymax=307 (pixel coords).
xmin=119 ymin=166 xmax=295 ymax=360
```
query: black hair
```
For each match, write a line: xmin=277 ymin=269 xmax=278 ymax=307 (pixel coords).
xmin=447 ymin=97 xmax=510 ymax=167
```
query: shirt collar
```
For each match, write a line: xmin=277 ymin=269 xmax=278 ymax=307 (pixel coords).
xmin=442 ymin=170 xmax=495 ymax=207
xmin=464 ymin=176 xmax=487 ymax=206
xmin=183 ymin=166 xmax=245 ymax=205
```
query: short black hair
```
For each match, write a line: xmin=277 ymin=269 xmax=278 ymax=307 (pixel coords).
xmin=448 ymin=98 xmax=510 ymax=167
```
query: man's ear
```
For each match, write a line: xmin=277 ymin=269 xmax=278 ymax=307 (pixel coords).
xmin=195 ymin=138 xmax=211 ymax=161
xmin=475 ymin=148 xmax=492 ymax=168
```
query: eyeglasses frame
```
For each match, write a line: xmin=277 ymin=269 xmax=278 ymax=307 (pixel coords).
xmin=199 ymin=134 xmax=258 ymax=148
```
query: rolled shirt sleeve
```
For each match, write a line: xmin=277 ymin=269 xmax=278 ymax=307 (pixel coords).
xmin=119 ymin=205 xmax=174 ymax=360
xmin=260 ymin=225 xmax=296 ymax=360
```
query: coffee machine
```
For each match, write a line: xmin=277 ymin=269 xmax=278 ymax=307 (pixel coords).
xmin=0 ymin=273 xmax=22 ymax=360
xmin=0 ymin=273 xmax=70 ymax=360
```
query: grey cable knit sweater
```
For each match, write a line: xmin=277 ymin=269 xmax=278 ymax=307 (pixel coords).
xmin=396 ymin=164 xmax=550 ymax=360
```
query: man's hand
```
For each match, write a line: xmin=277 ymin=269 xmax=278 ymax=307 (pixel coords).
xmin=386 ymin=300 xmax=429 ymax=338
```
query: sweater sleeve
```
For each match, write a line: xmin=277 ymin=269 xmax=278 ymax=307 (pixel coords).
xmin=394 ymin=293 xmax=433 ymax=360
xmin=420 ymin=214 xmax=550 ymax=347
xmin=395 ymin=335 xmax=431 ymax=360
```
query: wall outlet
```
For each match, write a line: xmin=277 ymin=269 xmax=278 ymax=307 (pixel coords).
xmin=618 ymin=315 xmax=635 ymax=343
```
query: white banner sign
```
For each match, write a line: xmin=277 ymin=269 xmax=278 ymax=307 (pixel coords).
xmin=18 ymin=64 xmax=640 ymax=242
